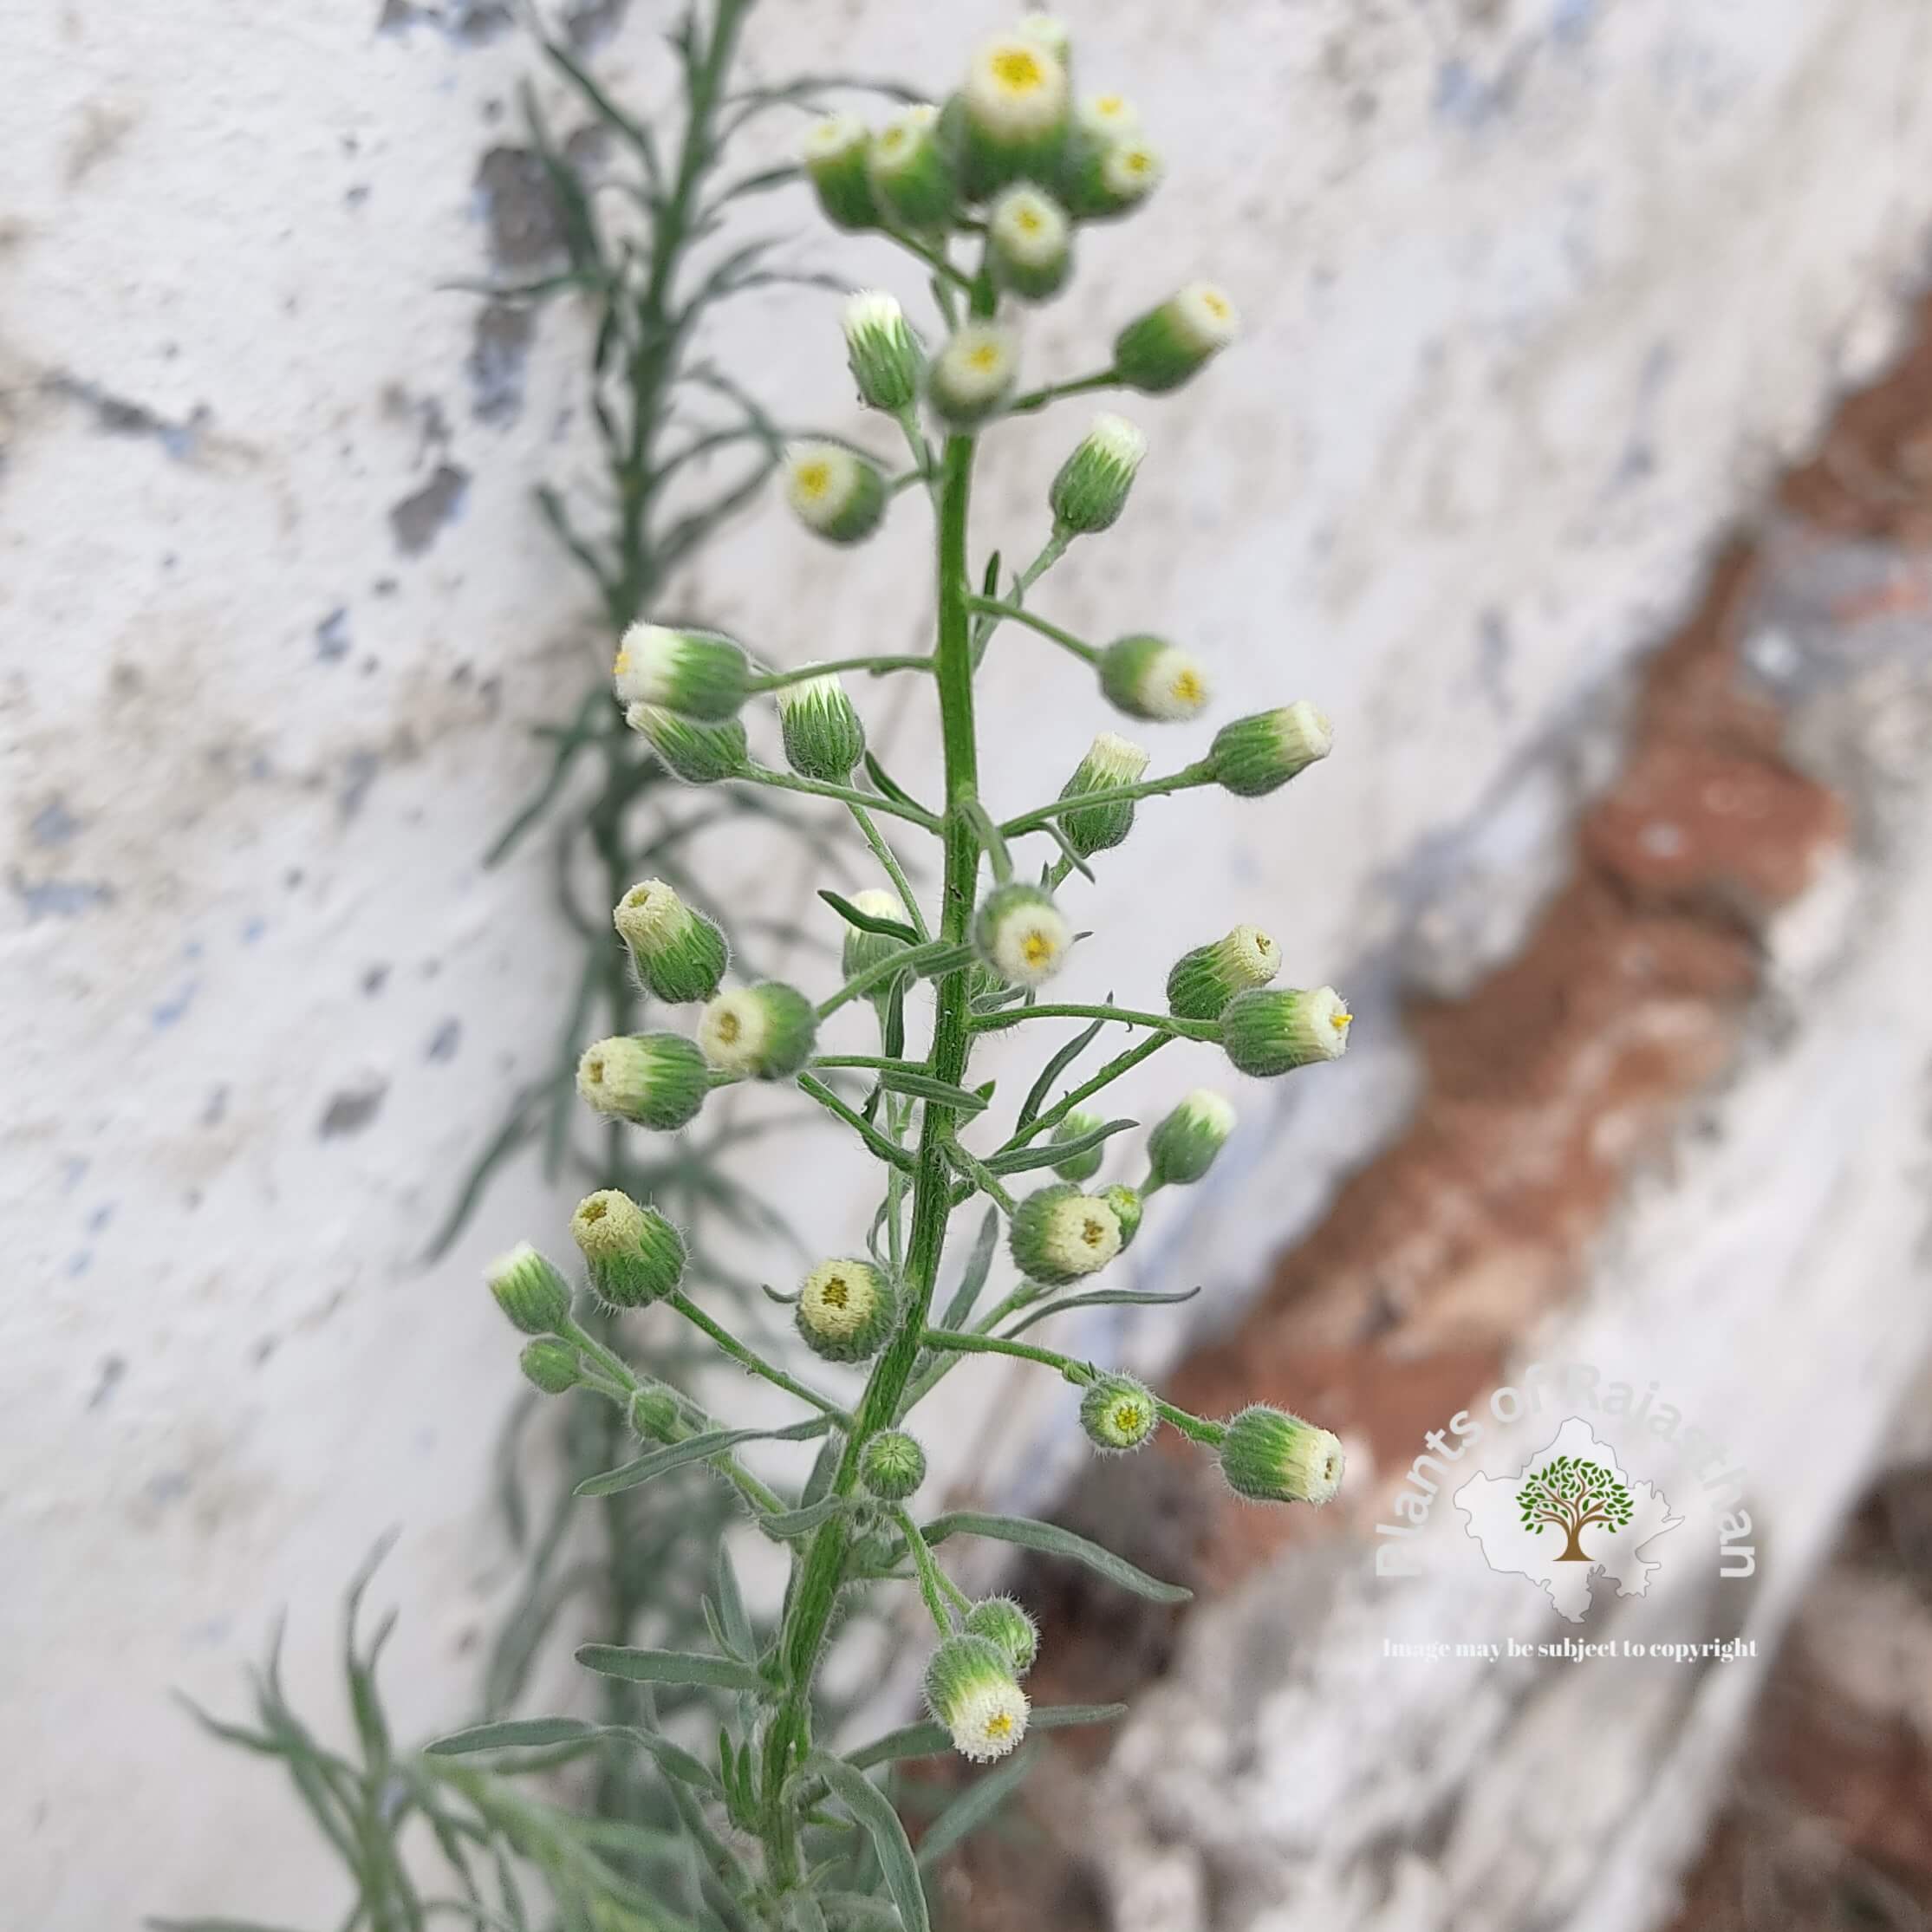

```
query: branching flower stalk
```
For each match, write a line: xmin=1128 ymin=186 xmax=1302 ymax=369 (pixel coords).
xmin=442 ymin=17 xmax=1353 ymax=1929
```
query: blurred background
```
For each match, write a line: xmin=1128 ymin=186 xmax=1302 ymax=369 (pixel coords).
xmin=7 ymin=1 xmax=1932 ymax=1928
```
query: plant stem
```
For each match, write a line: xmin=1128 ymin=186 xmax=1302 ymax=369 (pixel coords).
xmin=666 ymin=1291 xmax=851 ymax=1421
xmin=1004 ymin=368 xmax=1120 ymax=417
xmin=738 ymin=765 xmax=941 ymax=831
xmin=968 ymin=1003 xmax=1218 ymax=1041
xmin=747 ymin=655 xmax=933 ymax=692
xmin=794 ymin=1074 xmax=917 ymax=1170
xmin=998 ymin=760 xmax=1217 ymax=838
xmin=965 ymin=596 xmax=1097 ymax=665
xmin=892 ymin=1506 xmax=960 ymax=1637
xmin=971 ymin=530 xmax=1070 ymax=660
xmin=998 ymin=1032 xmax=1174 ymax=1153
xmin=848 ymin=804 xmax=928 ymax=940
xmin=940 ymin=1138 xmax=1018 ymax=1216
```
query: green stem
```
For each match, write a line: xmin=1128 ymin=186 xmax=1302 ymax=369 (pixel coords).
xmin=738 ymin=764 xmax=940 ymax=831
xmin=816 ymin=938 xmax=951 ymax=1018
xmin=892 ymin=1506 xmax=960 ymax=1637
xmin=999 ymin=761 xmax=1216 ymax=838
xmin=969 ymin=1002 xmax=1218 ymax=1040
xmin=999 ymin=1032 xmax=1174 ymax=1153
xmin=965 ymin=596 xmax=1097 ymax=666
xmin=940 ymin=1138 xmax=1018 ymax=1216
xmin=1005 ymin=368 xmax=1120 ymax=417
xmin=849 ymin=803 xmax=928 ymax=940
xmin=971 ymin=530 xmax=1070 ymax=660
xmin=747 ymin=655 xmax=933 ymax=692
xmin=666 ymin=1291 xmax=850 ymax=1421
xmin=795 ymin=1074 xmax=917 ymax=1170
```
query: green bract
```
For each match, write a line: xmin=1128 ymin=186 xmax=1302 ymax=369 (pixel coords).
xmin=1166 ymin=924 xmax=1282 ymax=1022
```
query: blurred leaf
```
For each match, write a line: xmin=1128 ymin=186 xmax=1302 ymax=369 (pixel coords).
xmin=803 ymin=1754 xmax=928 ymax=1932
xmin=920 ymin=1513 xmax=1192 ymax=1604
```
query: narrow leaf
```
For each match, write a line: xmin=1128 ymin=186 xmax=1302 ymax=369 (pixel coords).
xmin=917 ymin=1747 xmax=1034 ymax=1868
xmin=821 ymin=888 xmax=920 ymax=943
xmin=939 ymin=1207 xmax=999 ymax=1331
xmin=873 ymin=1069 xmax=989 ymax=1113
xmin=425 ymin=1717 xmax=595 ymax=1755
xmin=1003 ymin=1285 xmax=1201 ymax=1337
xmin=805 ymin=1753 xmax=930 ymax=1932
xmin=756 ymin=1496 xmax=849 ymax=1541
xmin=1015 ymin=1014 xmax=1108 ymax=1130
xmin=574 ymin=1428 xmax=770 ymax=1498
xmin=920 ymin=1512 xmax=1191 ymax=1604
xmin=985 ymin=1116 xmax=1136 ymax=1177
xmin=575 ymin=1645 xmax=768 ymax=1695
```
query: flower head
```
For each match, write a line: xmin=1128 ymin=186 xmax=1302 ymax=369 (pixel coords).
xmin=783 ymin=441 xmax=888 ymax=546
xmin=626 ymin=705 xmax=749 ymax=784
xmin=1219 ymin=1404 xmax=1345 ymax=1506
xmin=974 ymin=881 xmax=1072 ymax=988
xmin=519 ymin=1338 xmax=582 ymax=1395
xmin=1050 ymin=414 xmax=1146 ymax=537
xmin=842 ymin=289 xmax=923 ymax=413
xmin=1147 ymin=1089 xmax=1236 ymax=1187
xmin=928 ymin=322 xmax=1020 ymax=427
xmin=1209 ymin=702 xmax=1334 ymax=797
xmin=1080 ymin=1373 xmax=1160 ymax=1454
xmin=1014 ymin=12 xmax=1071 ymax=63
xmin=796 ymin=1257 xmax=900 ymax=1362
xmin=963 ymin=1595 xmax=1039 ymax=1675
xmin=576 ymin=1032 xmax=710 ymax=1130
xmin=486 ymin=1243 xmax=572 ymax=1336
xmin=988 ymin=184 xmax=1072 ymax=301
xmin=611 ymin=624 xmax=748 ymax=720
xmin=860 ymin=1428 xmax=927 ymax=1501
xmin=777 ymin=669 xmax=868 ymax=780
xmin=1220 ymin=986 xmax=1352 ymax=1077
xmin=1075 ymin=91 xmax=1140 ymax=140
xmin=841 ymin=887 xmax=912 ymax=1007
xmin=1097 ymin=634 xmax=1211 ymax=722
xmin=960 ymin=32 xmax=1070 ymax=195
xmin=1165 ymin=925 xmax=1281 ymax=1022
xmin=614 ymin=878 xmax=728 ymax=1005
xmin=1113 ymin=283 xmax=1239 ymax=394
xmin=697 ymin=982 xmax=817 ymax=1081
xmin=1054 ymin=728 xmax=1149 ymax=856
xmin=1010 ymin=1182 xmax=1122 ymax=1286
xmin=923 ymin=1634 xmax=1030 ymax=1762
xmin=868 ymin=102 xmax=956 ymax=228
xmin=802 ymin=113 xmax=877 ymax=231
xmin=571 ymin=1189 xmax=686 ymax=1310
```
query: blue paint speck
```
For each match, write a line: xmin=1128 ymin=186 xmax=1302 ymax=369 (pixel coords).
xmin=61 ymin=1158 xmax=90 ymax=1194
xmin=316 ymin=607 xmax=352 ymax=662
xmin=68 ymin=1250 xmax=93 ymax=1277
xmin=86 ymin=1203 xmax=115 ymax=1233
xmin=152 ymin=980 xmax=200 ymax=1029
xmin=1551 ymin=0 xmax=1596 ymax=46
xmin=11 ymin=875 xmax=113 ymax=920
xmin=241 ymin=915 xmax=267 ymax=945
xmin=30 ymin=798 xmax=82 ymax=848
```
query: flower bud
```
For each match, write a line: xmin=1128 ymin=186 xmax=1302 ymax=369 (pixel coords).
xmin=868 ymin=103 xmax=956 ymax=229
xmin=1051 ymin=1109 xmax=1108 ymax=1183
xmin=783 ymin=440 xmax=888 ymax=547
xmin=1100 ymin=1181 xmax=1144 ymax=1250
xmin=614 ymin=878 xmax=728 ymax=1005
xmin=1079 ymin=1372 xmax=1159 ymax=1453
xmin=698 ymin=982 xmax=818 ymax=1081
xmin=928 ymin=322 xmax=1019 ymax=428
xmin=988 ymin=184 xmax=1072 ymax=302
xmin=842 ymin=289 xmax=923 ymax=413
xmin=1220 ymin=986 xmax=1352 ymax=1077
xmin=923 ymin=1634 xmax=1029 ymax=1762
xmin=1054 ymin=729 xmax=1150 ymax=857
xmin=842 ymin=888 xmax=912 ymax=1006
xmin=960 ymin=33 xmax=1070 ymax=195
xmin=612 ymin=624 xmax=749 ymax=720
xmin=625 ymin=705 xmax=749 ymax=784
xmin=1050 ymin=414 xmax=1146 ymax=538
xmin=576 ymin=1032 xmax=711 ymax=1130
xmin=1219 ymin=1403 xmax=1344 ymax=1506
xmin=1074 ymin=91 xmax=1140 ymax=142
xmin=519 ymin=1337 xmax=582 ymax=1395
xmin=963 ymin=1595 xmax=1039 ymax=1675
xmin=1209 ymin=702 xmax=1334 ymax=797
xmin=1010 ymin=1182 xmax=1121 ymax=1286
xmin=802 ymin=113 xmax=877 ymax=231
xmin=1014 ymin=12 xmax=1071 ymax=66
xmin=860 ymin=1428 xmax=927 ymax=1501
xmin=1147 ymin=1089 xmax=1236 ymax=1187
xmin=973 ymin=881 xmax=1072 ymax=989
xmin=572 ymin=1189 xmax=686 ymax=1310
xmin=628 ymin=1387 xmax=680 ymax=1439
xmin=1165 ymin=925 xmax=1281 ymax=1022
xmin=796 ymin=1257 xmax=900 ymax=1363
xmin=1097 ymin=634 xmax=1210 ymax=722
xmin=777 ymin=671 xmax=867 ymax=781
xmin=1113 ymin=283 xmax=1239 ymax=394
xmin=1063 ymin=134 xmax=1163 ymax=220
xmin=487 ymin=1243 xmax=572 ymax=1335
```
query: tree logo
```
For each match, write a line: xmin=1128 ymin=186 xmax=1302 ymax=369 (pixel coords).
xmin=1515 ymin=1454 xmax=1634 ymax=1563
xmin=1454 ymin=1418 xmax=1682 ymax=1622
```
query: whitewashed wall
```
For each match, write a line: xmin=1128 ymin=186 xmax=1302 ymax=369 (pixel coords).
xmin=6 ymin=1 xmax=1932 ymax=1924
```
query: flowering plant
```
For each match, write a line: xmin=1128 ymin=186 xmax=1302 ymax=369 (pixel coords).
xmin=441 ymin=16 xmax=1350 ymax=1924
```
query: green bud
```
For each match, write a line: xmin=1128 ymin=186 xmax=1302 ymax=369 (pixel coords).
xmin=962 ymin=1595 xmax=1039 ymax=1675
xmin=1079 ymin=1372 xmax=1159 ymax=1453
xmin=572 ymin=1189 xmax=686 ymax=1310
xmin=783 ymin=440 xmax=888 ymax=547
xmin=1147 ymin=1089 xmax=1236 ymax=1187
xmin=1220 ymin=986 xmax=1353 ymax=1077
xmin=841 ymin=888 xmax=913 ymax=1007
xmin=1097 ymin=634 xmax=1210 ymax=722
xmin=1219 ymin=1403 xmax=1345 ymax=1506
xmin=802 ymin=113 xmax=878 ymax=231
xmin=697 ymin=982 xmax=817 ymax=1081
xmin=1056 ymin=729 xmax=1149 ymax=856
xmin=1051 ymin=1109 xmax=1108 ymax=1183
xmin=1209 ymin=702 xmax=1334 ymax=797
xmin=987 ymin=184 xmax=1073 ymax=302
xmin=796 ymin=1257 xmax=901 ymax=1363
xmin=860 ymin=1429 xmax=927 ymax=1501
xmin=625 ymin=704 xmax=749 ymax=784
xmin=1050 ymin=414 xmax=1147 ymax=537
xmin=614 ymin=878 xmax=728 ymax=1005
xmin=1113 ymin=283 xmax=1239 ymax=394
xmin=842 ymin=289 xmax=924 ymax=413
xmin=1100 ymin=1181 xmax=1144 ymax=1250
xmin=974 ymin=881 xmax=1072 ymax=989
xmin=1060 ymin=130 xmax=1163 ymax=220
xmin=628 ymin=1388 xmax=680 ymax=1440
xmin=868 ymin=103 xmax=956 ymax=228
xmin=922 ymin=1633 xmax=1029 ymax=1762
xmin=927 ymin=322 xmax=1020 ymax=428
xmin=959 ymin=32 xmax=1070 ymax=197
xmin=1165 ymin=925 xmax=1281 ymax=1022
xmin=486 ymin=1243 xmax=572 ymax=1335
xmin=612 ymin=624 xmax=748 ymax=720
xmin=519 ymin=1337 xmax=582 ymax=1395
xmin=777 ymin=671 xmax=868 ymax=781
xmin=576 ymin=1032 xmax=711 ymax=1130
xmin=1009 ymin=1182 xmax=1121 ymax=1287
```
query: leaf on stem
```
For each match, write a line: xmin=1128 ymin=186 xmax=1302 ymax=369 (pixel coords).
xmin=820 ymin=888 xmax=920 ymax=943
xmin=983 ymin=1116 xmax=1136 ymax=1177
xmin=574 ymin=1645 xmax=769 ymax=1695
xmin=803 ymin=1753 xmax=931 ymax=1932
xmin=1002 ymin=1285 xmax=1201 ymax=1336
xmin=937 ymin=1207 xmax=1000 ymax=1330
xmin=920 ymin=1512 xmax=1192 ymax=1604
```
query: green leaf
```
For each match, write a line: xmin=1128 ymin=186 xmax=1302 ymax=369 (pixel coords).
xmin=1003 ymin=1285 xmax=1201 ymax=1337
xmin=575 ymin=1645 xmax=768 ymax=1695
xmin=872 ymin=1068 xmax=989 ymax=1113
xmin=821 ymin=888 xmax=920 ymax=944
xmin=846 ymin=1702 xmax=1128 ymax=1769
xmin=804 ymin=1753 xmax=930 ymax=1932
xmin=757 ymin=1496 xmax=849 ymax=1541
xmin=574 ymin=1427 xmax=774 ymax=1498
xmin=425 ymin=1716 xmax=596 ymax=1754
xmin=1014 ymin=1013 xmax=1109 ymax=1131
xmin=917 ymin=1747 xmax=1034 ymax=1868
xmin=913 ymin=942 xmax=977 ymax=982
xmin=714 ymin=1545 xmax=754 ymax=1658
xmin=938 ymin=1207 xmax=1000 ymax=1331
xmin=984 ymin=1116 xmax=1136 ymax=1177
xmin=920 ymin=1512 xmax=1191 ymax=1604
xmin=148 ymin=1919 xmax=314 ymax=1932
